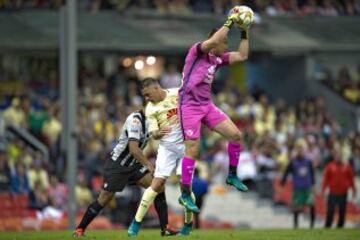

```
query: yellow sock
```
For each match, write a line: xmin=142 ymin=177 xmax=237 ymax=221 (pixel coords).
xmin=184 ymin=192 xmax=196 ymax=224
xmin=135 ymin=187 xmax=158 ymax=222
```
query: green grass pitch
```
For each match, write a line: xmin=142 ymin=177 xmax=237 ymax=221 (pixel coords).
xmin=0 ymin=229 xmax=359 ymax=240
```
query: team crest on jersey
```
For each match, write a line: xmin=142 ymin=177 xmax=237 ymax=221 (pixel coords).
xmin=186 ymin=129 xmax=194 ymax=136
xmin=167 ymin=108 xmax=178 ymax=119
xmin=132 ymin=118 xmax=141 ymax=125
xmin=216 ymin=57 xmax=222 ymax=64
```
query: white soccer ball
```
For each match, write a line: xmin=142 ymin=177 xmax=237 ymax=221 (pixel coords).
xmin=229 ymin=5 xmax=254 ymax=29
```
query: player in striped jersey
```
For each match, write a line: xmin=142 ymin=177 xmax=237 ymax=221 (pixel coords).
xmin=128 ymin=78 xmax=194 ymax=236
xmin=73 ymin=110 xmax=176 ymax=237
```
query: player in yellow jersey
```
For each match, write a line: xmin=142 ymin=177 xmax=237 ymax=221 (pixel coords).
xmin=128 ymin=78 xmax=195 ymax=236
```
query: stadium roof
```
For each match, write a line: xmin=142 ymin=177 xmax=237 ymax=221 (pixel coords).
xmin=1 ymin=10 xmax=359 ymax=54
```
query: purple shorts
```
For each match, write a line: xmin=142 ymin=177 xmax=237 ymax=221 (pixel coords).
xmin=178 ymin=103 xmax=228 ymax=140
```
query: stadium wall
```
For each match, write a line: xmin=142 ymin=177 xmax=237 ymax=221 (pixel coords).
xmin=246 ymin=55 xmax=306 ymax=105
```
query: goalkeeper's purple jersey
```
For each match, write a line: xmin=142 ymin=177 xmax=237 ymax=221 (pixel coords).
xmin=179 ymin=42 xmax=230 ymax=106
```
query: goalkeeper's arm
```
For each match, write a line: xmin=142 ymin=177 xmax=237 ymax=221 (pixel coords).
xmin=229 ymin=28 xmax=249 ymax=64
xmin=200 ymin=13 xmax=239 ymax=53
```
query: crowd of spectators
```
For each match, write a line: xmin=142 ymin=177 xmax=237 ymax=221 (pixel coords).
xmin=0 ymin=56 xmax=359 ymax=225
xmin=318 ymin=65 xmax=360 ymax=104
xmin=1 ymin=0 xmax=359 ymax=16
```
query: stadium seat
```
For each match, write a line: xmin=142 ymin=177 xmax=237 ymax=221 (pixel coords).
xmin=272 ymin=177 xmax=292 ymax=205
xmin=3 ymin=218 xmax=22 ymax=231
xmin=0 ymin=194 xmax=14 ymax=209
xmin=40 ymin=219 xmax=58 ymax=230
xmin=14 ymin=195 xmax=29 ymax=207
xmin=92 ymin=176 xmax=103 ymax=193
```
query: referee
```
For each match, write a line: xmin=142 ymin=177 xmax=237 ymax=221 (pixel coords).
xmin=73 ymin=109 xmax=176 ymax=237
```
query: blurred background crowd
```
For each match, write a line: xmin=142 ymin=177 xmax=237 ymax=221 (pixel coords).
xmin=0 ymin=0 xmax=360 ymax=16
xmin=318 ymin=65 xmax=360 ymax=104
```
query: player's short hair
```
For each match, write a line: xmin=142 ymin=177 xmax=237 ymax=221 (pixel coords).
xmin=140 ymin=77 xmax=159 ymax=89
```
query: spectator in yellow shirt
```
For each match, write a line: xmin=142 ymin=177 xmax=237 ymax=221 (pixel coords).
xmin=28 ymin=155 xmax=49 ymax=190
xmin=75 ymin=174 xmax=93 ymax=209
xmin=3 ymin=98 xmax=26 ymax=128
xmin=343 ymin=83 xmax=360 ymax=103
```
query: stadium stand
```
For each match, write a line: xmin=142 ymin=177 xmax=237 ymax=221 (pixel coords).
xmin=1 ymin=0 xmax=359 ymax=16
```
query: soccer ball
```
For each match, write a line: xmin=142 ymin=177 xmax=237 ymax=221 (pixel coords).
xmin=229 ymin=5 xmax=254 ymax=29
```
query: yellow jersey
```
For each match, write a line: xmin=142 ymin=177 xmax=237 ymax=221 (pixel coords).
xmin=145 ymin=88 xmax=182 ymax=144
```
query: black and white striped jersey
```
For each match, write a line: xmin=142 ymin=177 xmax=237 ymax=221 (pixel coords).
xmin=110 ymin=111 xmax=149 ymax=167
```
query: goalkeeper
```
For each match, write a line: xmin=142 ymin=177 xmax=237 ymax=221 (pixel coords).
xmin=177 ymin=7 xmax=252 ymax=213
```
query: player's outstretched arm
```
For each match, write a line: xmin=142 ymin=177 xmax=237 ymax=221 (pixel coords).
xmin=200 ymin=27 xmax=230 ymax=53
xmin=200 ymin=12 xmax=239 ymax=53
xmin=129 ymin=140 xmax=154 ymax=173
xmin=229 ymin=28 xmax=249 ymax=64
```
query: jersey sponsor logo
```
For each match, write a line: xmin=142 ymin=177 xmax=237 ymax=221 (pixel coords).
xmin=167 ymin=108 xmax=178 ymax=119
xmin=204 ymin=65 xmax=216 ymax=84
xmin=298 ymin=167 xmax=308 ymax=176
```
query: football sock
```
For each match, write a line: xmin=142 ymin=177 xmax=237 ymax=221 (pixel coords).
xmin=135 ymin=187 xmax=158 ymax=223
xmin=228 ymin=142 xmax=242 ymax=175
xmin=229 ymin=165 xmax=237 ymax=176
xmin=293 ymin=211 xmax=299 ymax=229
xmin=184 ymin=192 xmax=196 ymax=224
xmin=181 ymin=156 xmax=195 ymax=194
xmin=181 ymin=184 xmax=191 ymax=195
xmin=154 ymin=192 xmax=168 ymax=231
xmin=310 ymin=206 xmax=315 ymax=228
xmin=77 ymin=200 xmax=104 ymax=230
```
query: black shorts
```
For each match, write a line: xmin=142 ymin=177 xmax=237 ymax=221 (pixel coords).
xmin=102 ymin=161 xmax=149 ymax=192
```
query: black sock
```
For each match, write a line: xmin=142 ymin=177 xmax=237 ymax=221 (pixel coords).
xmin=293 ymin=211 xmax=299 ymax=229
xmin=77 ymin=201 xmax=104 ymax=230
xmin=310 ymin=206 xmax=316 ymax=228
xmin=181 ymin=184 xmax=191 ymax=195
xmin=154 ymin=192 xmax=168 ymax=231
xmin=229 ymin=165 xmax=237 ymax=175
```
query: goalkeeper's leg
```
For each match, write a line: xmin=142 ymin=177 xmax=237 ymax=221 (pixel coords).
xmin=178 ymin=141 xmax=200 ymax=213
xmin=211 ymin=117 xmax=248 ymax=192
xmin=179 ymin=192 xmax=196 ymax=236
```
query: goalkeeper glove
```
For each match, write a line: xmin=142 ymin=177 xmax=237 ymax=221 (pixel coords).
xmin=224 ymin=12 xmax=240 ymax=29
